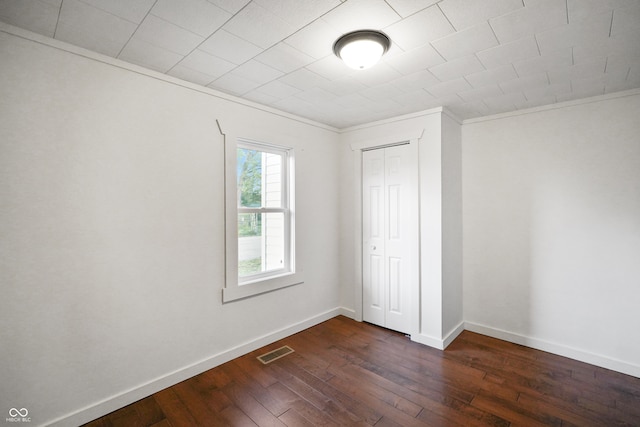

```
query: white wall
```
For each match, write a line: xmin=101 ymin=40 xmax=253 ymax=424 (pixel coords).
xmin=441 ymin=114 xmax=463 ymax=339
xmin=463 ymin=92 xmax=640 ymax=376
xmin=0 ymin=26 xmax=342 ymax=426
xmin=416 ymin=112 xmax=445 ymax=342
xmin=415 ymin=111 xmax=464 ymax=347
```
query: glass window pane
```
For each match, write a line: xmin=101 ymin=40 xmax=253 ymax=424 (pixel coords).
xmin=264 ymin=212 xmax=285 ymax=271
xmin=238 ymin=213 xmax=262 ymax=277
xmin=238 ymin=212 xmax=286 ymax=279
xmin=237 ymin=148 xmax=262 ymax=208
xmin=238 ymin=212 xmax=261 ymax=237
xmin=264 ymin=152 xmax=282 ymax=208
xmin=237 ymin=147 xmax=283 ymax=208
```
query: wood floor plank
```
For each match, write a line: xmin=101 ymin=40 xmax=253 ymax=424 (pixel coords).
xmin=277 ymin=355 xmax=382 ymax=424
xmin=335 ymin=361 xmax=502 ymax=427
xmin=265 ymin=363 xmax=334 ymax=413
xmin=197 ymin=363 xmax=234 ymax=389
xmin=232 ymin=357 xmax=279 ymax=389
xmin=83 ymin=316 xmax=640 ymax=427
xmin=607 ymin=398 xmax=640 ymax=426
xmin=267 ymin=381 xmax=339 ymax=426
xmin=332 ymin=364 xmax=423 ymax=418
xmin=325 ymin=328 xmax=487 ymax=410
xmin=516 ymin=392 xmax=607 ymax=427
xmin=471 ymin=391 xmax=562 ymax=427
xmin=152 ymin=388 xmax=199 ymax=427
xmin=133 ymin=396 xmax=165 ymax=426
xmin=446 ymin=338 xmax=621 ymax=411
xmin=83 ymin=418 xmax=110 ymax=427
xmin=277 ymin=408 xmax=316 ymax=427
xmin=264 ymin=362 xmax=364 ymax=426
xmin=272 ymin=340 xmax=335 ymax=381
xmin=171 ymin=380 xmax=230 ymax=425
xmin=330 ymin=362 xmax=458 ymax=426
xmin=223 ymin=359 xmax=293 ymax=418
xmin=222 ymin=382 xmax=286 ymax=427
xmin=108 ymin=405 xmax=143 ymax=427
xmin=479 ymin=362 xmax=619 ymax=411
xmin=327 ymin=373 xmax=432 ymax=427
xmin=358 ymin=356 xmax=476 ymax=406
xmin=372 ymin=416 xmax=406 ymax=427
xmin=217 ymin=405 xmax=259 ymax=427
xmin=188 ymin=374 xmax=235 ymax=413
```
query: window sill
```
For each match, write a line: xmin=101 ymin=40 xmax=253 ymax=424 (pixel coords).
xmin=222 ymin=271 xmax=304 ymax=303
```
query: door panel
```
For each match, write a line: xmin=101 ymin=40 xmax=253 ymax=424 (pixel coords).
xmin=370 ymin=254 xmax=383 ymax=309
xmin=388 ymin=185 xmax=400 ymax=240
xmin=388 ymin=257 xmax=401 ymax=313
xmin=370 ymin=186 xmax=382 ymax=239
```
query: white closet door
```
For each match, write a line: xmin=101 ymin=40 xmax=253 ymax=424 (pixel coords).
xmin=362 ymin=143 xmax=418 ymax=334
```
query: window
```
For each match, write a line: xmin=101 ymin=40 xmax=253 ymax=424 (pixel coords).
xmin=237 ymin=141 xmax=291 ymax=282
xmin=223 ymin=138 xmax=301 ymax=302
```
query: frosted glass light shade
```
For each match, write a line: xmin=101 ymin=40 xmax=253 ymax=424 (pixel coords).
xmin=333 ymin=30 xmax=390 ymax=70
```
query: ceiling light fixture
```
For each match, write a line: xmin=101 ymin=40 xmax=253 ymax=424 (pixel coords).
xmin=333 ymin=30 xmax=391 ymax=70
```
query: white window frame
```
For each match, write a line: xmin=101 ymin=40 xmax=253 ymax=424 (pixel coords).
xmin=223 ymin=137 xmax=302 ymax=303
xmin=237 ymin=140 xmax=291 ymax=283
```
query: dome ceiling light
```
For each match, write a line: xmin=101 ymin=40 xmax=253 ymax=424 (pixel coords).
xmin=333 ymin=30 xmax=391 ymax=70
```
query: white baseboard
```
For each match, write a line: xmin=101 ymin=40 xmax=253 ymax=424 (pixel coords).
xmin=338 ymin=306 xmax=356 ymax=319
xmin=49 ymin=308 xmax=345 ymax=427
xmin=411 ymin=333 xmax=446 ymax=349
xmin=410 ymin=321 xmax=464 ymax=350
xmin=465 ymin=322 xmax=640 ymax=379
xmin=443 ymin=322 xmax=465 ymax=349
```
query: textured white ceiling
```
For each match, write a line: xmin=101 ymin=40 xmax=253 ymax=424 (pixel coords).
xmin=1 ymin=0 xmax=639 ymax=128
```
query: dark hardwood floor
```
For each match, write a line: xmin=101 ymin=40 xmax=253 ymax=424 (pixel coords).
xmin=84 ymin=316 xmax=640 ymax=426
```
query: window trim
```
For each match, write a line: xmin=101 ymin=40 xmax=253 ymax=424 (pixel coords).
xmin=223 ymin=136 xmax=302 ymax=303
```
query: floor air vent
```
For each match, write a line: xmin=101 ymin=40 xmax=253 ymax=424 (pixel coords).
xmin=257 ymin=345 xmax=294 ymax=364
